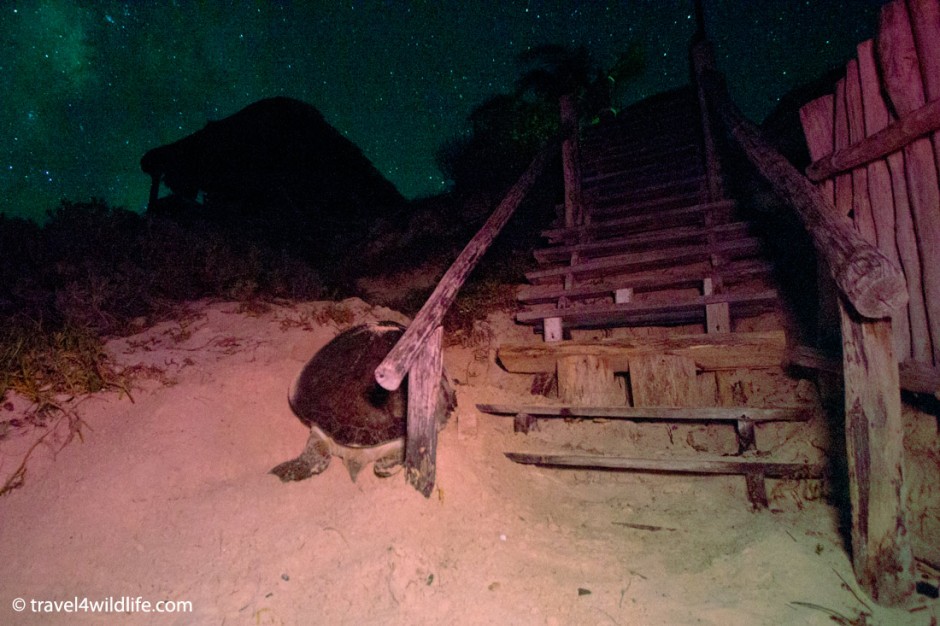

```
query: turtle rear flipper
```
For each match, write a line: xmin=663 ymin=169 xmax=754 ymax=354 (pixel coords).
xmin=270 ymin=432 xmax=331 ymax=482
xmin=373 ymin=449 xmax=404 ymax=478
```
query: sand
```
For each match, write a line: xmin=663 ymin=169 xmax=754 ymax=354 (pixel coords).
xmin=1 ymin=298 xmax=937 ymax=625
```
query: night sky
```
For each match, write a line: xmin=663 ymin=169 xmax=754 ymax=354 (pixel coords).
xmin=2 ymin=1 xmax=887 ymax=221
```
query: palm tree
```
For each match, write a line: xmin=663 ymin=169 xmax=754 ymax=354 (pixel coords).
xmin=515 ymin=42 xmax=645 ymax=122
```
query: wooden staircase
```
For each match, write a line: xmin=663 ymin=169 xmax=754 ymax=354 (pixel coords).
xmin=478 ymin=88 xmax=822 ymax=508
xmin=518 ymin=88 xmax=779 ymax=339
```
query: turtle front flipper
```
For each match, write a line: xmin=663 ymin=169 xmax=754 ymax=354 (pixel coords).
xmin=270 ymin=432 xmax=331 ymax=482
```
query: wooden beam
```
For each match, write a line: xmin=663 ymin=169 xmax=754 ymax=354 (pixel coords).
xmin=374 ymin=134 xmax=560 ymax=391
xmin=533 ymin=221 xmax=752 ymax=264
xmin=497 ymin=331 xmax=788 ymax=373
xmin=478 ymin=404 xmax=810 ymax=423
xmin=524 ymin=237 xmax=764 ymax=284
xmin=805 ymin=95 xmax=940 ymax=181
xmin=515 ymin=290 xmax=778 ymax=328
xmin=517 ymin=259 xmax=773 ymax=305
xmin=504 ymin=452 xmax=824 ymax=479
xmin=542 ymin=200 xmax=733 ymax=244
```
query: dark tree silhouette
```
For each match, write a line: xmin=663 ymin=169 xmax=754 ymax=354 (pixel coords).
xmin=437 ymin=42 xmax=645 ymax=197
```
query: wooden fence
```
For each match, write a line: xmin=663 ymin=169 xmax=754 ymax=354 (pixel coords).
xmin=797 ymin=2 xmax=940 ymax=603
xmin=691 ymin=0 xmax=927 ymax=605
xmin=801 ymin=0 xmax=940 ymax=370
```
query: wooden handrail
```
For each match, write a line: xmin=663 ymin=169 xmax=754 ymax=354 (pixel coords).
xmin=690 ymin=40 xmax=908 ymax=320
xmin=374 ymin=134 xmax=562 ymax=391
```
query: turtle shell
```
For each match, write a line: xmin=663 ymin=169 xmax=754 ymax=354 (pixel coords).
xmin=288 ymin=321 xmax=409 ymax=447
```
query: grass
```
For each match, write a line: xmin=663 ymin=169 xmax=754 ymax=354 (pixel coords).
xmin=0 ymin=320 xmax=127 ymax=497
xmin=0 ymin=320 xmax=128 ymax=405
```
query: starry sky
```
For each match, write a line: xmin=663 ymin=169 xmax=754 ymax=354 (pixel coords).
xmin=2 ymin=0 xmax=887 ymax=221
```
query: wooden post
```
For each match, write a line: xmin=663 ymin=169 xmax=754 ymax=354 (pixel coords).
xmin=839 ymin=308 xmax=913 ymax=605
xmin=560 ymin=94 xmax=584 ymax=228
xmin=690 ymin=35 xmax=724 ymax=202
xmin=801 ymin=83 xmax=914 ymax=606
xmin=405 ymin=325 xmax=443 ymax=498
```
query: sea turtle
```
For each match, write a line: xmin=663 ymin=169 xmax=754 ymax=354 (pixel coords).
xmin=271 ymin=320 xmax=455 ymax=483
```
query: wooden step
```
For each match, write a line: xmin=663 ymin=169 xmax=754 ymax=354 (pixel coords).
xmin=479 ymin=404 xmax=809 ymax=423
xmin=504 ymin=452 xmax=824 ymax=508
xmin=583 ymin=143 xmax=701 ymax=176
xmin=516 ymin=290 xmax=779 ymax=328
xmin=533 ymin=221 xmax=754 ymax=264
xmin=589 ymin=192 xmax=711 ymax=223
xmin=517 ymin=259 xmax=774 ymax=305
xmin=496 ymin=330 xmax=788 ymax=373
xmin=587 ymin=175 xmax=707 ymax=208
xmin=541 ymin=199 xmax=738 ymax=245
xmin=525 ymin=237 xmax=764 ymax=285
xmin=482 ymin=403 xmax=809 ymax=453
xmin=585 ymin=170 xmax=706 ymax=199
xmin=583 ymin=159 xmax=703 ymax=188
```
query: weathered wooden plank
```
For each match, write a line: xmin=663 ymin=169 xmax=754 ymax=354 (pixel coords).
xmin=857 ymin=39 xmax=913 ymax=361
xmin=504 ymin=452 xmax=824 ymax=478
xmin=525 ymin=237 xmax=764 ymax=285
xmin=497 ymin=330 xmax=788 ymax=373
xmin=404 ymin=325 xmax=443 ymax=498
xmin=374 ymin=135 xmax=560 ymax=391
xmin=878 ymin=1 xmax=940 ymax=363
xmin=629 ymin=354 xmax=698 ymax=407
xmin=587 ymin=175 xmax=707 ymax=207
xmin=557 ymin=355 xmax=626 ymax=405
xmin=845 ymin=60 xmax=878 ymax=243
xmin=518 ymin=258 xmax=773 ymax=305
xmin=586 ymin=166 xmax=705 ymax=195
xmin=799 ymin=96 xmax=836 ymax=203
xmin=590 ymin=195 xmax=729 ymax=222
xmin=515 ymin=290 xmax=779 ymax=327
xmin=478 ymin=403 xmax=810 ymax=422
xmin=542 ymin=200 xmax=732 ymax=244
xmin=583 ymin=152 xmax=701 ymax=184
xmin=806 ymin=94 xmax=940 ymax=181
xmin=533 ymin=221 xmax=752 ymax=264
